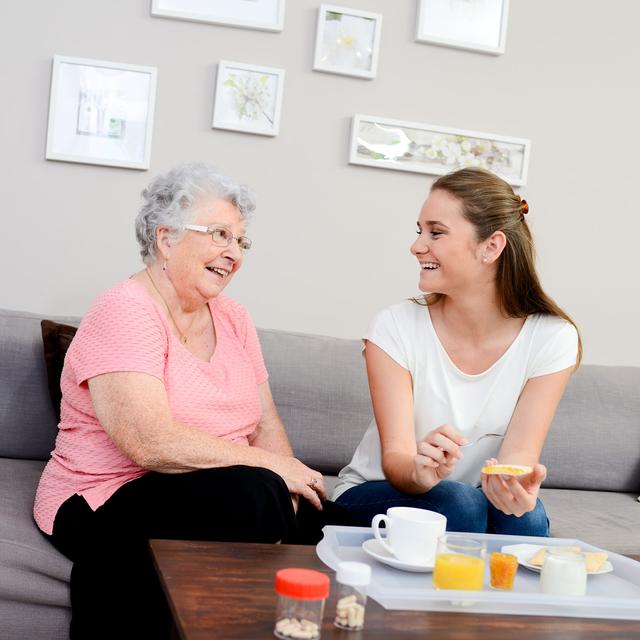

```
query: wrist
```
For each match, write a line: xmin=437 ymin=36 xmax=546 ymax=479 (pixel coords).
xmin=411 ymin=468 xmax=436 ymax=493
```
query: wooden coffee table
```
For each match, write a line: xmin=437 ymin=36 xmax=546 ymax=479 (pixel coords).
xmin=150 ymin=539 xmax=640 ymax=639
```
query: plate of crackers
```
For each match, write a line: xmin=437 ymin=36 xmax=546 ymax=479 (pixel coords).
xmin=501 ymin=544 xmax=613 ymax=575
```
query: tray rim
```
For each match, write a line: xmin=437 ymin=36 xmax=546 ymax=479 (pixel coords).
xmin=316 ymin=525 xmax=640 ymax=620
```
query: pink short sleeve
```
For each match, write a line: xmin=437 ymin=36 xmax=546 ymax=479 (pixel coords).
xmin=70 ymin=285 xmax=167 ymax=385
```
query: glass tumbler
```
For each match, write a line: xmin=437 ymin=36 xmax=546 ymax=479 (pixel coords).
xmin=432 ymin=535 xmax=486 ymax=591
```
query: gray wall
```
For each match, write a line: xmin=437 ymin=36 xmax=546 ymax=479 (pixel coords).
xmin=1 ymin=1 xmax=638 ymax=365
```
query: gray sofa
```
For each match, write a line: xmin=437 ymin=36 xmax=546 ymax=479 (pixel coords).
xmin=1 ymin=307 xmax=639 ymax=640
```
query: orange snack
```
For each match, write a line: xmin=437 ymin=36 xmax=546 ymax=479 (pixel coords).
xmin=489 ymin=552 xmax=518 ymax=590
xmin=481 ymin=464 xmax=532 ymax=476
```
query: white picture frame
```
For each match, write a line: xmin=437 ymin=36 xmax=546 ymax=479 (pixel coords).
xmin=415 ymin=0 xmax=509 ymax=55
xmin=212 ymin=60 xmax=285 ymax=136
xmin=45 ymin=55 xmax=157 ymax=170
xmin=151 ymin=0 xmax=285 ymax=32
xmin=313 ymin=4 xmax=383 ymax=79
xmin=349 ymin=114 xmax=530 ymax=187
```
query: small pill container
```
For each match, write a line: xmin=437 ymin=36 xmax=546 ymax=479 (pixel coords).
xmin=274 ymin=568 xmax=330 ymax=640
xmin=334 ymin=561 xmax=371 ymax=631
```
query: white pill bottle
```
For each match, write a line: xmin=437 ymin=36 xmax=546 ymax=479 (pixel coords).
xmin=334 ymin=561 xmax=372 ymax=630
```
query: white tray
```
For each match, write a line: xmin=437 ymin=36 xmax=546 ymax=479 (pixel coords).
xmin=316 ymin=526 xmax=640 ymax=620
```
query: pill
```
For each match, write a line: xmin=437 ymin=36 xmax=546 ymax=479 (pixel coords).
xmin=275 ymin=618 xmax=320 ymax=639
xmin=276 ymin=618 xmax=291 ymax=632
xmin=337 ymin=594 xmax=357 ymax=607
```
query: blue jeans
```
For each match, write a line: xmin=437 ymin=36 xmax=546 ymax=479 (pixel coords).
xmin=335 ymin=480 xmax=549 ymax=537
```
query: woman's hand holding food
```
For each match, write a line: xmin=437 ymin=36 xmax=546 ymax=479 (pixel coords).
xmin=414 ymin=424 xmax=467 ymax=491
xmin=480 ymin=457 xmax=547 ymax=516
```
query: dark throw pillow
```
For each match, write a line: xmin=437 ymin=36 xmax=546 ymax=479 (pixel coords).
xmin=41 ymin=319 xmax=78 ymax=422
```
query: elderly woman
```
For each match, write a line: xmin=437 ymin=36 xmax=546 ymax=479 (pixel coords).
xmin=34 ymin=162 xmax=332 ymax=640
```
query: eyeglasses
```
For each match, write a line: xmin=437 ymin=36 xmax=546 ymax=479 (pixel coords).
xmin=184 ymin=224 xmax=252 ymax=252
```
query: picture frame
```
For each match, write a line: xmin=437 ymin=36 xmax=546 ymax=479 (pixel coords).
xmin=212 ymin=60 xmax=285 ymax=136
xmin=349 ymin=114 xmax=530 ymax=187
xmin=45 ymin=55 xmax=157 ymax=170
xmin=415 ymin=0 xmax=509 ymax=55
xmin=313 ymin=4 xmax=383 ymax=79
xmin=151 ymin=0 xmax=285 ymax=32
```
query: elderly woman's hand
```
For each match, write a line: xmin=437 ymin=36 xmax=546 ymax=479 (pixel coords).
xmin=268 ymin=455 xmax=327 ymax=511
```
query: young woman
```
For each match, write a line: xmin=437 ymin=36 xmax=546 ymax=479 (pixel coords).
xmin=334 ymin=167 xmax=581 ymax=536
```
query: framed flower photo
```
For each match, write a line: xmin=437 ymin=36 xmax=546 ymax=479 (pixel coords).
xmin=313 ymin=4 xmax=383 ymax=79
xmin=416 ymin=0 xmax=509 ymax=55
xmin=45 ymin=55 xmax=157 ymax=170
xmin=349 ymin=114 xmax=530 ymax=186
xmin=151 ymin=0 xmax=286 ymax=32
xmin=212 ymin=60 xmax=285 ymax=136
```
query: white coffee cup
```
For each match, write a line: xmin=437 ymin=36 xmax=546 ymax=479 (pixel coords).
xmin=371 ymin=507 xmax=447 ymax=565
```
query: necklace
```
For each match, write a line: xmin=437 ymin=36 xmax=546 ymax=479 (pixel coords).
xmin=145 ymin=268 xmax=190 ymax=344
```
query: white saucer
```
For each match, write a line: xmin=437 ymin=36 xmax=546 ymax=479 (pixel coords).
xmin=501 ymin=544 xmax=613 ymax=575
xmin=361 ymin=538 xmax=434 ymax=573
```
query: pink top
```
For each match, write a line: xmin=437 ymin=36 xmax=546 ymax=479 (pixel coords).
xmin=34 ymin=278 xmax=268 ymax=534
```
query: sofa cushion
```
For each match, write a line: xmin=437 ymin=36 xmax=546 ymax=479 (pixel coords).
xmin=0 ymin=310 xmax=80 ymax=460
xmin=258 ymin=328 xmax=373 ymax=475
xmin=541 ymin=487 xmax=640 ymax=556
xmin=41 ymin=320 xmax=78 ymax=423
xmin=0 ymin=456 xmax=71 ymax=597
xmin=542 ymin=365 xmax=640 ymax=493
xmin=0 ymin=458 xmax=70 ymax=639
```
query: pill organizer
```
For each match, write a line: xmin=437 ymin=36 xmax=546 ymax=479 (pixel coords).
xmin=316 ymin=526 xmax=640 ymax=620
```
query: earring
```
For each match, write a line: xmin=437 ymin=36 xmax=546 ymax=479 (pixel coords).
xmin=162 ymin=259 xmax=167 ymax=272
xmin=482 ymin=256 xmax=488 ymax=263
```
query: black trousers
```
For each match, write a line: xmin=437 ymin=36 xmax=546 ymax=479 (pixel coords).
xmin=45 ymin=465 xmax=349 ymax=640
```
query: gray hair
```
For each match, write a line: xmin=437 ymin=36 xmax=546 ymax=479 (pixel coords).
xmin=135 ymin=161 xmax=256 ymax=264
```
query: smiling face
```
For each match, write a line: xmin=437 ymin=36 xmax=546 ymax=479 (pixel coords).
xmin=411 ymin=189 xmax=486 ymax=295
xmin=159 ymin=197 xmax=246 ymax=307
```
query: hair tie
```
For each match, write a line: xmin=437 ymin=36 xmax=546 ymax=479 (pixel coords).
xmin=518 ymin=197 xmax=529 ymax=221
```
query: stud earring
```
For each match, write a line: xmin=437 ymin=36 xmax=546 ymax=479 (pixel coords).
xmin=482 ymin=256 xmax=488 ymax=263
xmin=162 ymin=259 xmax=168 ymax=271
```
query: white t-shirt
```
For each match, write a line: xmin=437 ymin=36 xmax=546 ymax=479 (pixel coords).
xmin=333 ymin=300 xmax=579 ymax=500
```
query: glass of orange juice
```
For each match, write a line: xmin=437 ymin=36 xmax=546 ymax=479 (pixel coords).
xmin=432 ymin=535 xmax=486 ymax=591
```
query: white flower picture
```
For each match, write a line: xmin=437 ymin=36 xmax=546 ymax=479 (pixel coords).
xmin=212 ymin=61 xmax=285 ymax=136
xmin=45 ymin=55 xmax=157 ymax=170
xmin=313 ymin=5 xmax=383 ymax=79
xmin=349 ymin=115 xmax=530 ymax=186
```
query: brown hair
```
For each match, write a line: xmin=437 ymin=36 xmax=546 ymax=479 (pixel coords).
xmin=419 ymin=167 xmax=582 ymax=368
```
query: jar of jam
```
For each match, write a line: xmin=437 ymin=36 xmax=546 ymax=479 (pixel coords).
xmin=489 ymin=552 xmax=518 ymax=590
